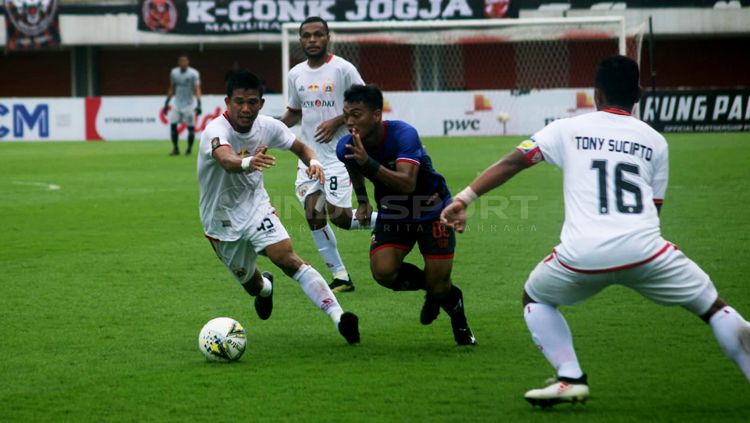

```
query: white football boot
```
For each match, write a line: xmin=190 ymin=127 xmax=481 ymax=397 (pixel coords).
xmin=524 ymin=375 xmax=589 ymax=407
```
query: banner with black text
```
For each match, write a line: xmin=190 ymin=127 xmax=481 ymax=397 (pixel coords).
xmin=137 ymin=0 xmax=510 ymax=35
xmin=640 ymin=90 xmax=750 ymax=133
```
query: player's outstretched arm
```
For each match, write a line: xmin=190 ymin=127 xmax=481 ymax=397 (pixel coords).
xmin=280 ymin=108 xmax=302 ymax=128
xmin=212 ymin=140 xmax=276 ymax=173
xmin=441 ymin=148 xmax=530 ymax=233
xmin=290 ymin=139 xmax=325 ymax=184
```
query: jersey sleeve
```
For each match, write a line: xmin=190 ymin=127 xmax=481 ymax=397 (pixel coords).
xmin=343 ymin=61 xmax=365 ymax=87
xmin=651 ymin=140 xmax=669 ymax=202
xmin=530 ymin=119 xmax=566 ymax=168
xmin=200 ymin=124 xmax=231 ymax=160
xmin=395 ymin=125 xmax=423 ymax=167
xmin=286 ymin=71 xmax=301 ymax=111
xmin=336 ymin=135 xmax=355 ymax=167
xmin=265 ymin=117 xmax=296 ymax=151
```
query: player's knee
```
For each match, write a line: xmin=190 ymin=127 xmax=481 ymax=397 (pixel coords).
xmin=330 ymin=213 xmax=352 ymax=230
xmin=371 ymin=267 xmax=398 ymax=290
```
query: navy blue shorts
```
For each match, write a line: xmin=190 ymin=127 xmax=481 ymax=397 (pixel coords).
xmin=370 ymin=217 xmax=455 ymax=260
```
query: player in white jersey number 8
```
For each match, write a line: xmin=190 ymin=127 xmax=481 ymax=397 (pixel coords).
xmin=442 ymin=55 xmax=750 ymax=407
xmin=281 ymin=17 xmax=377 ymax=293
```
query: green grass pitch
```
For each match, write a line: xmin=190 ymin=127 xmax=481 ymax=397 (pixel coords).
xmin=1 ymin=133 xmax=749 ymax=422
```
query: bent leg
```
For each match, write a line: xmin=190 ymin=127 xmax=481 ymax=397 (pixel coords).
xmin=522 ymin=258 xmax=596 ymax=380
xmin=264 ymin=239 xmax=344 ymax=324
xmin=628 ymin=247 xmax=750 ymax=381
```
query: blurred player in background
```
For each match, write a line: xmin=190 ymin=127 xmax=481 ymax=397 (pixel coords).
xmin=281 ymin=16 xmax=376 ymax=293
xmin=337 ymin=84 xmax=476 ymax=346
xmin=441 ymin=55 xmax=750 ymax=406
xmin=197 ymin=70 xmax=360 ymax=344
xmin=164 ymin=53 xmax=202 ymax=156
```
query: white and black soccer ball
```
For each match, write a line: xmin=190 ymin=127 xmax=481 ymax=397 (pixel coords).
xmin=198 ymin=317 xmax=247 ymax=362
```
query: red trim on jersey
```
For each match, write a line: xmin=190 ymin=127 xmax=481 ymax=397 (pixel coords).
xmin=653 ymin=199 xmax=664 ymax=205
xmin=519 ymin=146 xmax=544 ymax=167
xmin=326 ymin=53 xmax=334 ymax=63
xmin=204 ymin=233 xmax=220 ymax=242
xmin=370 ymin=243 xmax=412 ymax=256
xmin=601 ymin=107 xmax=631 ymax=116
xmin=552 ymin=242 xmax=674 ymax=274
xmin=543 ymin=253 xmax=554 ymax=263
xmin=396 ymin=158 xmax=420 ymax=166
xmin=222 ymin=111 xmax=239 ymax=132
xmin=423 ymin=253 xmax=455 ymax=260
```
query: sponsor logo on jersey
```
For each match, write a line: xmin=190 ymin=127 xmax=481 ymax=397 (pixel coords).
xmin=298 ymin=85 xmax=305 ymax=92
xmin=141 ymin=0 xmax=177 ymax=33
xmin=301 ymin=100 xmax=335 ymax=108
xmin=308 ymin=83 xmax=319 ymax=92
xmin=323 ymin=82 xmax=335 ymax=93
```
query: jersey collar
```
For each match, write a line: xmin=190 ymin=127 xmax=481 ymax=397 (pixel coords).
xmin=601 ymin=107 xmax=631 ymax=116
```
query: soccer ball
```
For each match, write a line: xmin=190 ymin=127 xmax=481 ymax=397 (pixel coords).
xmin=198 ymin=317 xmax=247 ymax=362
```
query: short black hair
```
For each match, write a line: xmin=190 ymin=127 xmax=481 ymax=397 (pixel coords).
xmin=299 ymin=16 xmax=329 ymax=35
xmin=225 ymin=70 xmax=264 ymax=98
xmin=344 ymin=84 xmax=383 ymax=111
xmin=594 ymin=55 xmax=640 ymax=108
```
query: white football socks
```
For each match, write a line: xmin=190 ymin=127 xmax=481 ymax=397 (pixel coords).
xmin=258 ymin=274 xmax=272 ymax=298
xmin=349 ymin=212 xmax=378 ymax=230
xmin=709 ymin=306 xmax=750 ymax=381
xmin=311 ymin=224 xmax=348 ymax=281
xmin=293 ymin=264 xmax=344 ymax=324
xmin=524 ymin=302 xmax=584 ymax=380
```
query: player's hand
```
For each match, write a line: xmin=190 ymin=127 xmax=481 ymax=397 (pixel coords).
xmin=314 ymin=117 xmax=340 ymax=143
xmin=249 ymin=152 xmax=276 ymax=171
xmin=440 ymin=200 xmax=468 ymax=233
xmin=162 ymin=106 xmax=169 ymax=116
xmin=306 ymin=162 xmax=325 ymax=184
xmin=355 ymin=202 xmax=373 ymax=226
xmin=344 ymin=128 xmax=369 ymax=166
xmin=255 ymin=145 xmax=268 ymax=155
xmin=195 ymin=106 xmax=202 ymax=116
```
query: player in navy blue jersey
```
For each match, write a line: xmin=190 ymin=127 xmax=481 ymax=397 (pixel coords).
xmin=336 ymin=84 xmax=476 ymax=346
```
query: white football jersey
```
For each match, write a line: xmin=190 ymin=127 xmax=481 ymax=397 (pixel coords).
xmin=170 ymin=66 xmax=200 ymax=108
xmin=198 ymin=112 xmax=295 ymax=241
xmin=287 ymin=54 xmax=364 ymax=166
xmin=522 ymin=109 xmax=669 ymax=271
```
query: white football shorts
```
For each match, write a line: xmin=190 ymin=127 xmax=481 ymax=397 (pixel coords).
xmin=524 ymin=243 xmax=719 ymax=315
xmin=207 ymin=206 xmax=289 ymax=284
xmin=295 ymin=161 xmax=352 ymax=210
xmin=169 ymin=105 xmax=195 ymax=126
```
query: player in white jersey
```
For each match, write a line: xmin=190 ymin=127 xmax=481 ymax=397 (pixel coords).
xmin=164 ymin=54 xmax=202 ymax=156
xmin=281 ymin=17 xmax=377 ymax=293
xmin=441 ymin=56 xmax=750 ymax=405
xmin=198 ymin=70 xmax=359 ymax=344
